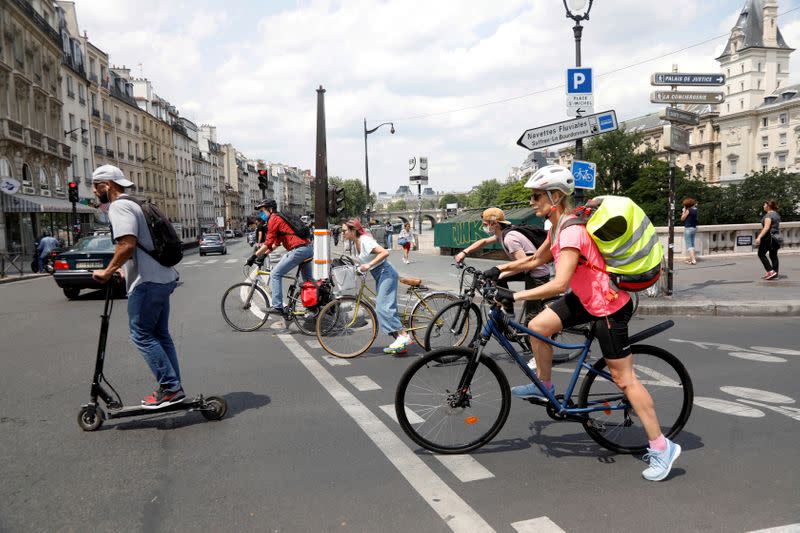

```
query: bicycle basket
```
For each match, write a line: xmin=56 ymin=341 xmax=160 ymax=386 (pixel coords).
xmin=331 ymin=265 xmax=358 ymax=293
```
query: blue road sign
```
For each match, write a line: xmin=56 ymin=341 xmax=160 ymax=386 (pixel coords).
xmin=571 ymin=160 xmax=596 ymax=190
xmin=597 ymin=112 xmax=616 ymax=132
xmin=567 ymin=68 xmax=592 ymax=94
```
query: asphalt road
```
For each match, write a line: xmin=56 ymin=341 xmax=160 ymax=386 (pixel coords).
xmin=1 ymin=239 xmax=798 ymax=532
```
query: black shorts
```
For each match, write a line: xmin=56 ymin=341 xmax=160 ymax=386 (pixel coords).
xmin=548 ymin=292 xmax=633 ymax=359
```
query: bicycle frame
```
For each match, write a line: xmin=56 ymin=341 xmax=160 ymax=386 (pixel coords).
xmin=466 ymin=305 xmax=627 ymax=418
xmin=346 ymin=272 xmax=437 ymax=333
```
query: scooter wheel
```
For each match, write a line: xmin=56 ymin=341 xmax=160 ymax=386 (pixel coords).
xmin=77 ymin=407 xmax=104 ymax=431
xmin=201 ymin=396 xmax=227 ymax=421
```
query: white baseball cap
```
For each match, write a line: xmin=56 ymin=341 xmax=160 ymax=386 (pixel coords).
xmin=92 ymin=164 xmax=134 ymax=188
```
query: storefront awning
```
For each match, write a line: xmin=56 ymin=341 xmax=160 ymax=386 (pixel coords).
xmin=0 ymin=192 xmax=97 ymax=214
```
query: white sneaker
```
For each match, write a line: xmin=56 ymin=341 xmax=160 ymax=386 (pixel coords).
xmin=384 ymin=334 xmax=413 ymax=354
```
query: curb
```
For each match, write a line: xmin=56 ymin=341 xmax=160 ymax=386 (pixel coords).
xmin=637 ymin=298 xmax=800 ymax=317
xmin=0 ymin=273 xmax=49 ymax=285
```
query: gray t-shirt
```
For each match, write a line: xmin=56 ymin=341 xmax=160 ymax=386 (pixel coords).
xmin=763 ymin=211 xmax=781 ymax=234
xmin=108 ymin=197 xmax=178 ymax=294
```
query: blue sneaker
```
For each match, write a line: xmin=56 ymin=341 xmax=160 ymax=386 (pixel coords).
xmin=642 ymin=439 xmax=681 ymax=481
xmin=511 ymin=383 xmax=555 ymax=400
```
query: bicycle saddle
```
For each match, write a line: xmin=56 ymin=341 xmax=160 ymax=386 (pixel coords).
xmin=399 ymin=276 xmax=422 ymax=287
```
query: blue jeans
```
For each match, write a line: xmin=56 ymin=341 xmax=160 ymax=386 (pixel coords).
xmin=128 ymin=281 xmax=181 ymax=392
xmin=386 ymin=233 xmax=393 ymax=249
xmin=684 ymin=227 xmax=697 ymax=250
xmin=270 ymin=244 xmax=314 ymax=309
xmin=370 ymin=261 xmax=403 ymax=334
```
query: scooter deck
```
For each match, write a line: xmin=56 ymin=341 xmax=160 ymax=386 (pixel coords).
xmin=105 ymin=396 xmax=206 ymax=419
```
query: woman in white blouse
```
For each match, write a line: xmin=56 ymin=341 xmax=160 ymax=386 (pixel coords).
xmin=343 ymin=218 xmax=413 ymax=354
xmin=398 ymin=223 xmax=415 ymax=264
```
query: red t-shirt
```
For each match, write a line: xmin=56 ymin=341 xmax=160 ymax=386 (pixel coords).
xmin=549 ymin=215 xmax=630 ymax=317
xmin=264 ymin=214 xmax=309 ymax=251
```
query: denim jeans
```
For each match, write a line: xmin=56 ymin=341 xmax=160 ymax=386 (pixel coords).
xmin=128 ymin=281 xmax=181 ymax=392
xmin=270 ymin=244 xmax=314 ymax=309
xmin=370 ymin=261 xmax=403 ymax=334
xmin=386 ymin=233 xmax=393 ymax=249
xmin=684 ymin=227 xmax=697 ymax=250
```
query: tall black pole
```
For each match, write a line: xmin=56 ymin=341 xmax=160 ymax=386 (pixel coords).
xmin=417 ymin=183 xmax=423 ymax=235
xmin=666 ymin=64 xmax=678 ymax=297
xmin=72 ymin=202 xmax=77 ymax=245
xmin=573 ymin=21 xmax=585 ymax=207
xmin=363 ymin=118 xmax=370 ymax=225
xmin=315 ymin=86 xmax=328 ymax=228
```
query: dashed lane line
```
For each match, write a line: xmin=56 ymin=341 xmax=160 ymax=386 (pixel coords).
xmin=511 ymin=517 xmax=566 ymax=533
xmin=205 ymin=259 xmax=218 ymax=264
xmin=277 ymin=334 xmax=495 ymax=532
xmin=378 ymin=405 xmax=495 ymax=483
xmin=346 ymin=375 xmax=381 ymax=391
xmin=183 ymin=260 xmax=199 ymax=265
xmin=747 ymin=524 xmax=800 ymax=533
xmin=322 ymin=355 xmax=351 ymax=366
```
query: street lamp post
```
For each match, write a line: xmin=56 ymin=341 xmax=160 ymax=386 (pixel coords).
xmin=363 ymin=119 xmax=394 ymax=224
xmin=563 ymin=0 xmax=594 ymax=206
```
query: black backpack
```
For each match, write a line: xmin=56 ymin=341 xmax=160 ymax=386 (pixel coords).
xmin=118 ymin=195 xmax=183 ymax=267
xmin=275 ymin=212 xmax=311 ymax=240
xmin=500 ymin=224 xmax=548 ymax=251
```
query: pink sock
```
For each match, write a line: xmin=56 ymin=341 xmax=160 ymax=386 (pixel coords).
xmin=541 ymin=379 xmax=553 ymax=391
xmin=649 ymin=434 xmax=667 ymax=451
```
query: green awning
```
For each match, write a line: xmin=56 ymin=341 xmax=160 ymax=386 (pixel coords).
xmin=0 ymin=192 xmax=97 ymax=214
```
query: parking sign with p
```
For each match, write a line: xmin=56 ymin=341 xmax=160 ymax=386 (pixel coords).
xmin=567 ymin=68 xmax=592 ymax=94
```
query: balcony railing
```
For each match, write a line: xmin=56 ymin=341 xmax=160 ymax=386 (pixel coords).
xmin=91 ymin=109 xmax=100 ymax=118
xmin=79 ymin=96 xmax=86 ymax=105
xmin=101 ymin=78 xmax=109 ymax=89
xmin=106 ymin=149 xmax=114 ymax=157
xmin=67 ymin=90 xmax=75 ymax=99
xmin=29 ymin=131 xmax=42 ymax=148
xmin=94 ymin=145 xmax=103 ymax=155
xmin=126 ymin=122 xmax=132 ymax=129
xmin=89 ymin=73 xmax=98 ymax=83
xmin=134 ymin=125 xmax=139 ymax=133
xmin=5 ymin=119 xmax=24 ymax=141
xmin=62 ymin=145 xmax=71 ymax=159
xmin=115 ymin=117 xmax=121 ymax=125
xmin=81 ymin=135 xmax=89 ymax=145
xmin=128 ymin=155 xmax=134 ymax=161
xmin=103 ymin=113 xmax=112 ymax=124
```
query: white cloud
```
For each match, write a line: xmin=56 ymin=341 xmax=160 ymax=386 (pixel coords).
xmin=72 ymin=0 xmax=800 ymax=193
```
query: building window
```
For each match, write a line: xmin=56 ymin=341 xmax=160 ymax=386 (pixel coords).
xmin=741 ymin=64 xmax=744 ymax=73
xmin=780 ymin=113 xmax=787 ymax=124
xmin=730 ymin=159 xmax=738 ymax=175
xmin=71 ymin=155 xmax=78 ymax=179
xmin=78 ymin=84 xmax=85 ymax=103
xmin=761 ymin=156 xmax=769 ymax=171
xmin=758 ymin=62 xmax=762 ymax=72
xmin=727 ymin=103 xmax=730 ymax=113
xmin=54 ymin=173 xmax=62 ymax=191
xmin=66 ymin=76 xmax=74 ymax=97
xmin=778 ymin=63 xmax=782 ymax=73
xmin=762 ymin=117 xmax=768 ymax=127
xmin=699 ymin=129 xmax=704 ymax=142
xmin=39 ymin=167 xmax=48 ymax=189
xmin=84 ymin=158 xmax=90 ymax=182
xmin=727 ymin=85 xmax=730 ymax=95
xmin=758 ymin=79 xmax=761 ymax=90
xmin=740 ymin=100 xmax=744 ymax=109
xmin=778 ymin=154 xmax=786 ymax=169
xmin=740 ymin=82 xmax=744 ymax=92
xmin=780 ymin=133 xmax=787 ymax=145
xmin=762 ymin=135 xmax=769 ymax=147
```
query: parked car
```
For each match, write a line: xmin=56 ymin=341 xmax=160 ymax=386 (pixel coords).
xmin=233 ymin=229 xmax=243 ymax=238
xmin=52 ymin=235 xmax=121 ymax=299
xmin=199 ymin=234 xmax=226 ymax=256
xmin=224 ymin=229 xmax=235 ymax=239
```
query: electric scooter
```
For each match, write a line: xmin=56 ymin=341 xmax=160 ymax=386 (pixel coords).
xmin=77 ymin=275 xmax=227 ymax=431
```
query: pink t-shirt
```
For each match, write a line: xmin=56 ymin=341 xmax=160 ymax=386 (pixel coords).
xmin=549 ymin=216 xmax=630 ymax=317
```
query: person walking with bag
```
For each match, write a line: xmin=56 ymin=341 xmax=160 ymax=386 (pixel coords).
xmin=756 ymin=199 xmax=782 ymax=280
xmin=681 ymin=198 xmax=698 ymax=265
xmin=398 ymin=223 xmax=415 ymax=264
xmin=342 ymin=218 xmax=413 ymax=355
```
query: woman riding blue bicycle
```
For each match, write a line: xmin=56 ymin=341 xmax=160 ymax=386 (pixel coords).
xmin=487 ymin=164 xmax=681 ymax=482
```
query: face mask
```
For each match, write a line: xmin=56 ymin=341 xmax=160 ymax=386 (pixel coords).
xmin=482 ymin=224 xmax=493 ymax=235
xmin=97 ymin=189 xmax=110 ymax=205
xmin=259 ymin=211 xmax=269 ymax=222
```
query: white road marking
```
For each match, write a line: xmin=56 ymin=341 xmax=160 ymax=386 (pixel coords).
xmin=511 ymin=516 xmax=566 ymax=533
xmin=322 ymin=354 xmax=351 ymax=366
xmin=205 ymin=259 xmax=218 ymax=264
xmin=304 ymin=340 xmax=321 ymax=350
xmin=749 ymin=346 xmax=800 ymax=356
xmin=737 ymin=399 xmax=800 ymax=422
xmin=693 ymin=397 xmax=764 ymax=418
xmin=721 ymin=386 xmax=795 ymax=404
xmin=380 ymin=403 xmax=424 ymax=425
xmin=278 ymin=334 xmax=495 ymax=532
xmin=747 ymin=523 xmax=800 ymax=532
xmin=379 ymin=405 xmax=494 ymax=482
xmin=225 ymin=258 xmax=238 ymax=263
xmin=346 ymin=375 xmax=381 ymax=391
xmin=183 ymin=260 xmax=199 ymax=265
xmin=728 ymin=352 xmax=787 ymax=363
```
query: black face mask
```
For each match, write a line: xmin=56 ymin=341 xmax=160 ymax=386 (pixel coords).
xmin=97 ymin=189 xmax=110 ymax=204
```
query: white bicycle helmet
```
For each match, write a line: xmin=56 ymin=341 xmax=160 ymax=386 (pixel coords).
xmin=524 ymin=165 xmax=575 ymax=195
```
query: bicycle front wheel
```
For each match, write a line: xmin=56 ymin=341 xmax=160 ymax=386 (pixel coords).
xmin=221 ymin=282 xmax=271 ymax=332
xmin=578 ymin=344 xmax=693 ymax=454
xmin=395 ymin=348 xmax=511 ymax=454
xmin=408 ymin=291 xmax=460 ymax=347
xmin=316 ymin=296 xmax=378 ymax=358
xmin=423 ymin=301 xmax=482 ymax=352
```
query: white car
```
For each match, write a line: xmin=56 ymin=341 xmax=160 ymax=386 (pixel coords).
xmin=224 ymin=229 xmax=235 ymax=239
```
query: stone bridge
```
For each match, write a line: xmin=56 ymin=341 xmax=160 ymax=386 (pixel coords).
xmin=370 ymin=208 xmax=449 ymax=228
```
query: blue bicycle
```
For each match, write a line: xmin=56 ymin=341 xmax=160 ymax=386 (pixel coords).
xmin=394 ymin=272 xmax=693 ymax=455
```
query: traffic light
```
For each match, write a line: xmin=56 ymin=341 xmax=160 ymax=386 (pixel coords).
xmin=328 ymin=186 xmax=344 ymax=218
xmin=258 ymin=169 xmax=268 ymax=190
xmin=68 ymin=181 xmax=79 ymax=203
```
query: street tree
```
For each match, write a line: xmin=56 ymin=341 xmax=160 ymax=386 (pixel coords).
xmin=584 ymin=128 xmax=657 ymax=196
xmin=329 ymin=177 xmax=368 ymax=220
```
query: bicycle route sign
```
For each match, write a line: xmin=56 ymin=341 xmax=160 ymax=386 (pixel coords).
xmin=517 ymin=110 xmax=618 ymax=151
xmin=571 ymin=160 xmax=596 ymax=190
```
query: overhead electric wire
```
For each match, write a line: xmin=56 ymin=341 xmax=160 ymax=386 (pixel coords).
xmin=384 ymin=5 xmax=800 ymax=123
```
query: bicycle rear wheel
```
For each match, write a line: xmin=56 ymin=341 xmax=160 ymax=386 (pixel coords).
xmin=316 ymin=296 xmax=378 ymax=358
xmin=577 ymin=344 xmax=693 ymax=454
xmin=221 ymin=282 xmax=271 ymax=332
xmin=287 ymin=285 xmax=318 ymax=336
xmin=395 ymin=348 xmax=511 ymax=454
xmin=407 ymin=291 xmax=460 ymax=347
xmin=423 ymin=301 xmax=481 ymax=352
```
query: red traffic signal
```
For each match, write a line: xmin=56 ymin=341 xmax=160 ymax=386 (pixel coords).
xmin=257 ymin=169 xmax=268 ymax=190
xmin=68 ymin=181 xmax=79 ymax=203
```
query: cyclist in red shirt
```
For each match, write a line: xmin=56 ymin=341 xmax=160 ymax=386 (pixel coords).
xmin=246 ymin=199 xmax=314 ymax=316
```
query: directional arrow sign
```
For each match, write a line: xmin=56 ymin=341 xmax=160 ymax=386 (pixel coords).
xmin=517 ymin=110 xmax=618 ymax=151
xmin=650 ymin=72 xmax=725 ymax=86
xmin=650 ymin=91 xmax=725 ymax=104
xmin=663 ymin=125 xmax=690 ymax=153
xmin=660 ymin=107 xmax=700 ymax=126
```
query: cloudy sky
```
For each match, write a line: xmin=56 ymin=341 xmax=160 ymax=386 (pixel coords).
xmin=73 ymin=0 xmax=800 ymax=194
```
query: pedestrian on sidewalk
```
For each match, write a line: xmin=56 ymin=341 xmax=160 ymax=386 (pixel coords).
xmin=342 ymin=218 xmax=413 ymax=355
xmin=384 ymin=220 xmax=394 ymax=249
xmin=398 ymin=223 xmax=415 ymax=264
xmin=756 ymin=199 xmax=782 ymax=280
xmin=681 ymin=198 xmax=698 ymax=265
xmin=90 ymin=165 xmax=185 ymax=409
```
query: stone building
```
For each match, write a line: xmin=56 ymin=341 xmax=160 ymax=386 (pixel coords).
xmin=1 ymin=0 xmax=88 ymax=255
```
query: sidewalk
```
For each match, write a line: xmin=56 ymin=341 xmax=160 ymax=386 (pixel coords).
xmin=390 ymin=249 xmax=800 ymax=317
